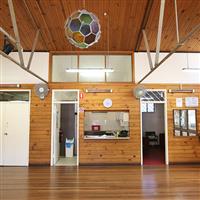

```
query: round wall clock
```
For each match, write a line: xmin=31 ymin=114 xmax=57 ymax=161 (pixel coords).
xmin=103 ymin=98 xmax=112 ymax=108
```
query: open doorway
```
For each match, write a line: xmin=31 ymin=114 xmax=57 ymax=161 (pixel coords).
xmin=51 ymin=90 xmax=79 ymax=166
xmin=140 ymin=90 xmax=168 ymax=166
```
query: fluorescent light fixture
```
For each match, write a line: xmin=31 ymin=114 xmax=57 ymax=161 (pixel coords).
xmin=0 ymin=84 xmax=21 ymax=88
xmin=66 ymin=68 xmax=114 ymax=73
xmin=182 ymin=67 xmax=200 ymax=71
xmin=85 ymin=88 xmax=112 ymax=93
xmin=168 ymin=89 xmax=195 ymax=93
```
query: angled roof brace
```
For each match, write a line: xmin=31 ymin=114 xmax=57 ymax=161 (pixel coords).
xmin=138 ymin=0 xmax=200 ymax=84
xmin=0 ymin=0 xmax=47 ymax=84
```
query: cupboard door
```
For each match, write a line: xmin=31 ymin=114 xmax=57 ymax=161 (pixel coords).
xmin=2 ymin=102 xmax=30 ymax=166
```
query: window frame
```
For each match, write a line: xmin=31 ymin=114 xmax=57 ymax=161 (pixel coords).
xmin=49 ymin=52 xmax=134 ymax=83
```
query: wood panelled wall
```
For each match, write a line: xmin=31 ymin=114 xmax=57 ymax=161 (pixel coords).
xmin=167 ymin=92 xmax=200 ymax=163
xmin=17 ymin=83 xmax=200 ymax=165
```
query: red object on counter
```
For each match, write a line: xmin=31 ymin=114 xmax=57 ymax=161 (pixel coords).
xmin=92 ymin=125 xmax=100 ymax=131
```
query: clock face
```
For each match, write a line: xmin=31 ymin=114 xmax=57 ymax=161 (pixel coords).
xmin=103 ymin=98 xmax=112 ymax=108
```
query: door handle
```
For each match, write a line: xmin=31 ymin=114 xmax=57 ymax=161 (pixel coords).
xmin=4 ymin=133 xmax=8 ymax=136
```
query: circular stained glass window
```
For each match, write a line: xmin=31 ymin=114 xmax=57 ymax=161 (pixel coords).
xmin=64 ymin=10 xmax=101 ymax=49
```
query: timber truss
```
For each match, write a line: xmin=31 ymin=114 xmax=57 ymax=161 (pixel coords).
xmin=0 ymin=0 xmax=47 ymax=84
xmin=138 ymin=0 xmax=200 ymax=84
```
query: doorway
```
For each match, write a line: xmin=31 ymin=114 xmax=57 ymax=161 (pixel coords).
xmin=51 ymin=90 xmax=79 ymax=166
xmin=140 ymin=90 xmax=168 ymax=166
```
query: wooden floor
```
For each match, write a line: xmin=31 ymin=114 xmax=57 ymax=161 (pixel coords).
xmin=1 ymin=165 xmax=200 ymax=200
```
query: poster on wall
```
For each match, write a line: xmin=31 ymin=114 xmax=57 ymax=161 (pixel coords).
xmin=176 ymin=98 xmax=183 ymax=107
xmin=185 ymin=97 xmax=199 ymax=107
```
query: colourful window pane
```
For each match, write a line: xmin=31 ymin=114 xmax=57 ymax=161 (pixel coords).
xmin=70 ymin=19 xmax=81 ymax=32
xmin=73 ymin=32 xmax=84 ymax=43
xmin=80 ymin=24 xmax=91 ymax=36
xmin=85 ymin=34 xmax=96 ymax=45
xmin=91 ymin=21 xmax=99 ymax=34
xmin=80 ymin=14 xmax=93 ymax=24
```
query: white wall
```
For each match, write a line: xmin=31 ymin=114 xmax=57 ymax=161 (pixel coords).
xmin=135 ymin=52 xmax=200 ymax=83
xmin=0 ymin=52 xmax=49 ymax=84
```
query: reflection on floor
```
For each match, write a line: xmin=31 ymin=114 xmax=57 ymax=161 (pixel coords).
xmin=56 ymin=156 xmax=77 ymax=166
xmin=143 ymin=146 xmax=165 ymax=165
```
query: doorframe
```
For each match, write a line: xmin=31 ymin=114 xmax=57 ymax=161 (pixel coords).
xmin=51 ymin=89 xmax=80 ymax=166
xmin=140 ymin=89 xmax=168 ymax=165
xmin=0 ymin=89 xmax=31 ymax=166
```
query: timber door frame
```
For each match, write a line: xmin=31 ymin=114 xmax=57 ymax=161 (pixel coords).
xmin=51 ymin=89 xmax=80 ymax=166
xmin=140 ymin=89 xmax=169 ymax=165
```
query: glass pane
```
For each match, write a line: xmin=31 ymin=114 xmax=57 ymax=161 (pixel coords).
xmin=174 ymin=110 xmax=180 ymax=129
xmin=147 ymin=103 xmax=155 ymax=112
xmin=180 ymin=110 xmax=187 ymax=129
xmin=188 ymin=110 xmax=196 ymax=130
xmin=54 ymin=91 xmax=78 ymax=102
xmin=0 ymin=91 xmax=29 ymax=101
xmin=141 ymin=103 xmax=147 ymax=112
xmin=106 ymin=55 xmax=132 ymax=82
xmin=79 ymin=55 xmax=105 ymax=82
xmin=52 ymin=55 xmax=78 ymax=82
xmin=174 ymin=129 xmax=181 ymax=136
xmin=84 ymin=111 xmax=129 ymax=138
xmin=182 ymin=131 xmax=188 ymax=136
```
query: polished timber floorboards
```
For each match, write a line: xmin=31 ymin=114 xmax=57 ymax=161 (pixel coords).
xmin=1 ymin=165 xmax=200 ymax=200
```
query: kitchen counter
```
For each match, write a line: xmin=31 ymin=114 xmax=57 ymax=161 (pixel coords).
xmin=84 ymin=135 xmax=130 ymax=140
xmin=84 ymin=131 xmax=129 ymax=140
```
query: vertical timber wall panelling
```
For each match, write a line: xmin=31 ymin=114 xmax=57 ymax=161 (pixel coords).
xmin=167 ymin=91 xmax=200 ymax=164
xmin=24 ymin=83 xmax=200 ymax=165
xmin=79 ymin=85 xmax=141 ymax=164
xmin=29 ymin=87 xmax=52 ymax=165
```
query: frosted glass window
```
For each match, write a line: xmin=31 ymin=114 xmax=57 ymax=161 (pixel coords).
xmin=52 ymin=55 xmax=78 ymax=82
xmin=79 ymin=55 xmax=105 ymax=82
xmin=106 ymin=55 xmax=132 ymax=82
xmin=142 ymin=103 xmax=155 ymax=112
xmin=53 ymin=91 xmax=78 ymax=102
xmin=0 ymin=91 xmax=29 ymax=101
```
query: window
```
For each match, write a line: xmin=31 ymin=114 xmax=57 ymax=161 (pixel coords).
xmin=52 ymin=55 xmax=78 ymax=82
xmin=51 ymin=54 xmax=132 ymax=82
xmin=106 ymin=55 xmax=132 ymax=82
xmin=173 ymin=109 xmax=197 ymax=136
xmin=84 ymin=111 xmax=129 ymax=139
xmin=0 ymin=91 xmax=29 ymax=101
xmin=142 ymin=103 xmax=155 ymax=112
xmin=79 ymin=55 xmax=105 ymax=82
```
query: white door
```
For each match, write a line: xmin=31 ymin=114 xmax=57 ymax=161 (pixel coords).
xmin=1 ymin=102 xmax=30 ymax=166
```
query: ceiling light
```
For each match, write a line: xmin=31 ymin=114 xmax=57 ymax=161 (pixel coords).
xmin=66 ymin=68 xmax=114 ymax=73
xmin=168 ymin=89 xmax=195 ymax=93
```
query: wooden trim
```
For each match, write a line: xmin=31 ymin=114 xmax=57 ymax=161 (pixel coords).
xmin=134 ymin=0 xmax=154 ymax=51
xmin=131 ymin=52 xmax=135 ymax=83
xmin=48 ymin=52 xmax=52 ymax=82
xmin=50 ymin=51 xmax=133 ymax=55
